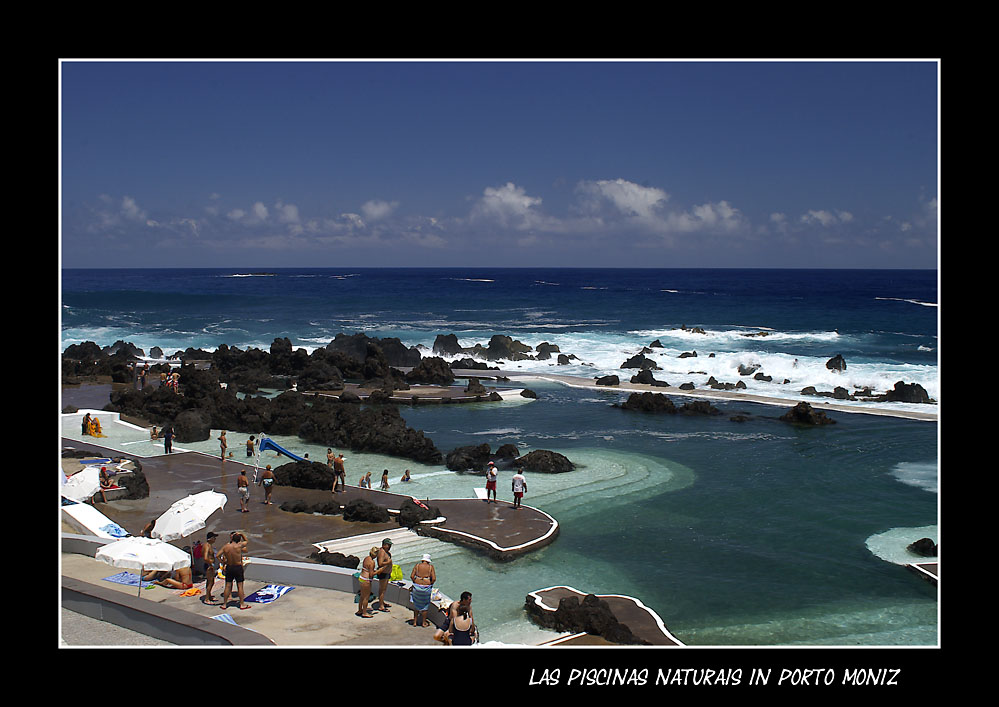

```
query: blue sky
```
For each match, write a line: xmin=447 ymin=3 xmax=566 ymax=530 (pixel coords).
xmin=60 ymin=60 xmax=938 ymax=269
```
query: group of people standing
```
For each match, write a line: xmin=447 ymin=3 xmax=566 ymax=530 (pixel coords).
xmin=485 ymin=461 xmax=528 ymax=509
xmin=355 ymin=537 xmax=477 ymax=644
xmin=198 ymin=530 xmax=251 ymax=610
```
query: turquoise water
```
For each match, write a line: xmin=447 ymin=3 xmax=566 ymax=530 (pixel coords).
xmin=62 ymin=376 xmax=938 ymax=646
xmin=61 ymin=267 xmax=938 ymax=645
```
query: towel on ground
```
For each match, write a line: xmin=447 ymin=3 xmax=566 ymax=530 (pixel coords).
xmin=99 ymin=523 xmax=129 ymax=538
xmin=410 ymin=583 xmax=434 ymax=611
xmin=211 ymin=613 xmax=240 ymax=626
xmin=211 ymin=614 xmax=261 ymax=633
xmin=102 ymin=571 xmax=154 ymax=589
xmin=244 ymin=584 xmax=295 ymax=604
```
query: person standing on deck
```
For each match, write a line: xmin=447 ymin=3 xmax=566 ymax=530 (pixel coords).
xmin=220 ymin=533 xmax=250 ymax=611
xmin=485 ymin=461 xmax=498 ymax=503
xmin=237 ymin=467 xmax=250 ymax=512
xmin=333 ymin=453 xmax=346 ymax=492
xmin=409 ymin=554 xmax=436 ymax=628
xmin=356 ymin=547 xmax=378 ymax=618
xmin=374 ymin=538 xmax=394 ymax=611
xmin=218 ymin=430 xmax=228 ymax=460
xmin=201 ymin=532 xmax=220 ymax=605
xmin=258 ymin=464 xmax=275 ymax=505
xmin=163 ymin=426 xmax=174 ymax=454
xmin=511 ymin=468 xmax=527 ymax=509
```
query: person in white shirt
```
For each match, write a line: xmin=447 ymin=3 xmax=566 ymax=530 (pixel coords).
xmin=485 ymin=461 xmax=498 ymax=503
xmin=511 ymin=468 xmax=527 ymax=509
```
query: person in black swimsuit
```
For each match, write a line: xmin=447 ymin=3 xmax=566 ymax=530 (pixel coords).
xmin=375 ymin=538 xmax=394 ymax=611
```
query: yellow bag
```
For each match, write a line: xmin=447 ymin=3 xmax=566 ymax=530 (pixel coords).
xmin=390 ymin=564 xmax=403 ymax=581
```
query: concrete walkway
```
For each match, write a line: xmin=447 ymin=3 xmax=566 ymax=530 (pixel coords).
xmin=61 ymin=552 xmax=447 ymax=647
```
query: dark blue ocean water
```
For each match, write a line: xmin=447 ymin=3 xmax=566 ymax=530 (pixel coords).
xmin=61 ymin=268 xmax=939 ymax=645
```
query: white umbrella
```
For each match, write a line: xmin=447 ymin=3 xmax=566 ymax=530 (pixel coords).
xmin=151 ymin=490 xmax=228 ymax=542
xmin=95 ymin=536 xmax=191 ymax=597
xmin=61 ymin=467 xmax=101 ymax=503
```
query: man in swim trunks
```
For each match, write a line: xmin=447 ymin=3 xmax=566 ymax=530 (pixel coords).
xmin=356 ymin=547 xmax=378 ymax=618
xmin=246 ymin=435 xmax=255 ymax=458
xmin=333 ymin=453 xmax=346 ymax=492
xmin=374 ymin=538 xmax=394 ymax=611
xmin=485 ymin=461 xmax=498 ymax=503
xmin=220 ymin=533 xmax=250 ymax=610
xmin=237 ymin=468 xmax=250 ymax=512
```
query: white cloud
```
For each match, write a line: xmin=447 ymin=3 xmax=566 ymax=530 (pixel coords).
xmin=471 ymin=182 xmax=544 ymax=230
xmin=800 ymin=209 xmax=851 ymax=227
xmin=361 ymin=199 xmax=400 ymax=222
xmin=121 ymin=196 xmax=146 ymax=221
xmin=275 ymin=201 xmax=300 ymax=224
xmin=663 ymin=200 xmax=746 ymax=234
xmin=575 ymin=178 xmax=669 ymax=222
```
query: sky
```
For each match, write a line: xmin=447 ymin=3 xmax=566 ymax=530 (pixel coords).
xmin=59 ymin=60 xmax=939 ymax=269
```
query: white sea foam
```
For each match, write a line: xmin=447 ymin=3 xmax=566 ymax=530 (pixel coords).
xmin=889 ymin=461 xmax=938 ymax=493
xmin=875 ymin=297 xmax=937 ymax=307
xmin=865 ymin=526 xmax=938 ymax=565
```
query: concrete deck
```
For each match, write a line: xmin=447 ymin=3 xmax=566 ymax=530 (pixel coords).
xmin=61 ymin=551 xmax=446 ymax=646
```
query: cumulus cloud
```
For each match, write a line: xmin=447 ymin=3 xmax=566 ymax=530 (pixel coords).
xmin=120 ymin=196 xmax=147 ymax=221
xmin=471 ymin=182 xmax=545 ymax=230
xmin=275 ymin=201 xmax=300 ymax=224
xmin=800 ymin=209 xmax=853 ymax=227
xmin=575 ymin=178 xmax=669 ymax=223
xmin=361 ymin=199 xmax=400 ymax=222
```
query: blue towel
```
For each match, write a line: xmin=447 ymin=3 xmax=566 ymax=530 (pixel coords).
xmin=210 ymin=613 xmax=260 ymax=633
xmin=244 ymin=584 xmax=295 ymax=604
xmin=99 ymin=523 xmax=129 ymax=538
xmin=102 ymin=571 xmax=154 ymax=588
xmin=410 ymin=583 xmax=434 ymax=611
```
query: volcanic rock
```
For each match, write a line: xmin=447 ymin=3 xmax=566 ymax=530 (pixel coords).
xmin=406 ymin=356 xmax=456 ymax=386
xmin=524 ymin=593 xmax=650 ymax=646
xmin=397 ymin=498 xmax=442 ymax=527
xmin=779 ymin=402 xmax=837 ymax=425
xmin=342 ymin=498 xmax=391 ymax=523
xmin=445 ymin=443 xmax=493 ymax=471
xmin=907 ymin=538 xmax=938 ymax=557
xmin=273 ymin=459 xmax=336 ymax=490
xmin=513 ymin=449 xmax=574 ymax=473
xmin=826 ymin=354 xmax=847 ymax=372
xmin=878 ymin=381 xmax=933 ymax=404
xmin=621 ymin=354 xmax=659 ymax=370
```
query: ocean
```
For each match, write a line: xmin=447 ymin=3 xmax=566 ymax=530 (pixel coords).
xmin=60 ymin=267 xmax=939 ymax=646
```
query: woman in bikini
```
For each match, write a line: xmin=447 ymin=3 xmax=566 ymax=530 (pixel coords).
xmin=356 ymin=547 xmax=378 ymax=618
xmin=409 ymin=554 xmax=436 ymax=627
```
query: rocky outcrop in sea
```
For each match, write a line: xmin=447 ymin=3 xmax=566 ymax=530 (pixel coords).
xmin=524 ymin=592 xmax=651 ymax=646
xmin=88 ymin=338 xmax=444 ymax=464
